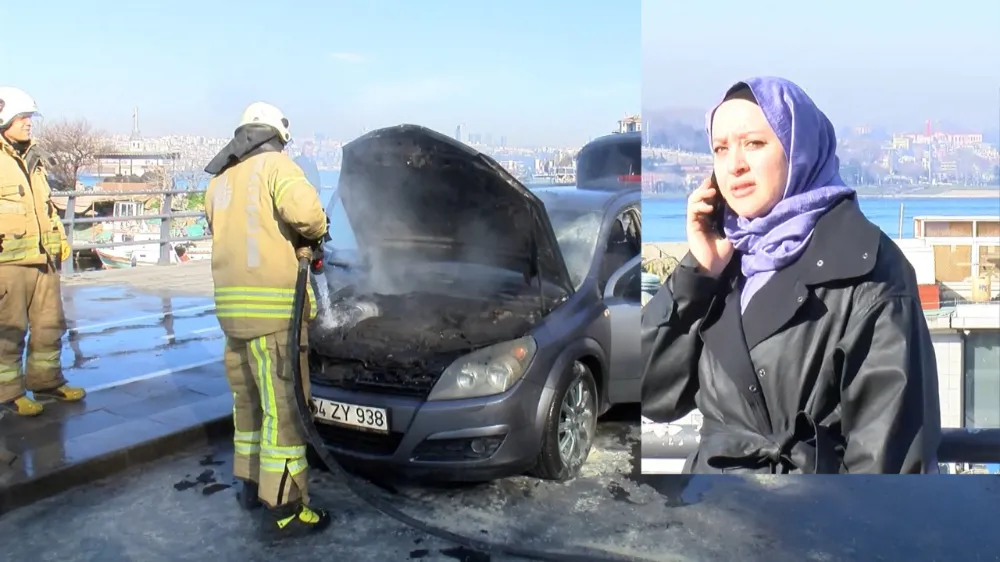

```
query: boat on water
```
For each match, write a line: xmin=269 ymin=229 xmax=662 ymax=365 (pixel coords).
xmin=93 ymin=234 xmax=211 ymax=269
xmin=90 ymin=199 xmax=211 ymax=269
xmin=94 ymin=232 xmax=177 ymax=269
xmin=93 ymin=247 xmax=138 ymax=269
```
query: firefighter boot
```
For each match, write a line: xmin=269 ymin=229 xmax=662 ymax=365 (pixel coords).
xmin=236 ymin=480 xmax=262 ymax=511
xmin=261 ymin=502 xmax=332 ymax=541
xmin=33 ymin=384 xmax=86 ymax=402
xmin=0 ymin=396 xmax=44 ymax=417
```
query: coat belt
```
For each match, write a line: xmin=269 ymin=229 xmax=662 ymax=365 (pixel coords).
xmin=699 ymin=413 xmax=842 ymax=474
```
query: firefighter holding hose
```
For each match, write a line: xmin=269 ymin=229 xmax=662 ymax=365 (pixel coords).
xmin=203 ymin=102 xmax=330 ymax=540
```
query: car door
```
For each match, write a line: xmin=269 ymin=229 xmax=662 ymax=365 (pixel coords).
xmin=603 ymin=254 xmax=642 ymax=404
xmin=598 ymin=204 xmax=642 ymax=405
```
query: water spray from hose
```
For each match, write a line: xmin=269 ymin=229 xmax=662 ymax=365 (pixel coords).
xmin=309 ymin=251 xmax=381 ymax=333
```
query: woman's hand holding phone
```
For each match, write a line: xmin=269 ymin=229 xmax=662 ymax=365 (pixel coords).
xmin=686 ymin=176 xmax=734 ymax=278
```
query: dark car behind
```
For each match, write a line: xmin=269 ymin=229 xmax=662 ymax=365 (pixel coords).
xmin=575 ymin=130 xmax=642 ymax=191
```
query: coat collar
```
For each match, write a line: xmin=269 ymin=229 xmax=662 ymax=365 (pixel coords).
xmin=727 ymin=194 xmax=883 ymax=349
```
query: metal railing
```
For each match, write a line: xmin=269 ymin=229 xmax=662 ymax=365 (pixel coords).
xmin=57 ymin=188 xmax=207 ymax=274
xmin=938 ymin=428 xmax=1000 ymax=465
xmin=640 ymin=427 xmax=1000 ymax=472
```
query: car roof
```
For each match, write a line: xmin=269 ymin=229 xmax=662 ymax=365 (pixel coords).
xmin=580 ymin=130 xmax=642 ymax=150
xmin=531 ymin=186 xmax=639 ymax=215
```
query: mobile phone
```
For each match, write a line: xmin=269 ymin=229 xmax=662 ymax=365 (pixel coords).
xmin=708 ymin=173 xmax=727 ymax=237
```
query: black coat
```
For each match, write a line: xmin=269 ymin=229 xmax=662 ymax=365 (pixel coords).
xmin=641 ymin=196 xmax=942 ymax=474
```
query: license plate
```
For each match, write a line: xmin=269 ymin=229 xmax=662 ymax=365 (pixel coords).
xmin=311 ymin=397 xmax=389 ymax=434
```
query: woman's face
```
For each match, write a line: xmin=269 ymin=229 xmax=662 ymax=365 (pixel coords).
xmin=711 ymin=99 xmax=789 ymax=219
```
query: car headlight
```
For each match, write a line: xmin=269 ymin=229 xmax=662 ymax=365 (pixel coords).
xmin=426 ymin=336 xmax=538 ymax=401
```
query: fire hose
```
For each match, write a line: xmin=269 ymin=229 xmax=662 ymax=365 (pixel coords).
xmin=288 ymin=247 xmax=654 ymax=562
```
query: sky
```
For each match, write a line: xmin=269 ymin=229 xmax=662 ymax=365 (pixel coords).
xmin=642 ymin=0 xmax=1000 ymax=133
xmin=3 ymin=0 xmax=640 ymax=147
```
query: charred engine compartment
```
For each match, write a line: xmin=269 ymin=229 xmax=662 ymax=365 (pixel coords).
xmin=309 ymin=290 xmax=542 ymax=398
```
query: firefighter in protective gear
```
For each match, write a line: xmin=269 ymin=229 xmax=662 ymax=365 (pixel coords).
xmin=0 ymin=86 xmax=86 ymax=417
xmin=204 ymin=101 xmax=331 ymax=540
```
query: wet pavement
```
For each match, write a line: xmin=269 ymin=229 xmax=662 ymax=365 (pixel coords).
xmin=60 ymin=280 xmax=221 ymax=391
xmin=0 ymin=366 xmax=231 ymax=513
xmin=1 ymin=266 xmax=229 ymax=512
xmin=4 ymin=399 xmax=1000 ymax=562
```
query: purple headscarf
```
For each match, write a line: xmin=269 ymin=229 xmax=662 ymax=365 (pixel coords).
xmin=706 ymin=76 xmax=856 ymax=311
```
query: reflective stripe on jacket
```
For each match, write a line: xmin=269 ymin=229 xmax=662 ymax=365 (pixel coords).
xmin=0 ymin=139 xmax=65 ymax=265
xmin=205 ymin=151 xmax=326 ymax=339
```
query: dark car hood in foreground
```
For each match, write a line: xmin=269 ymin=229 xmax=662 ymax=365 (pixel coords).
xmin=338 ymin=124 xmax=574 ymax=294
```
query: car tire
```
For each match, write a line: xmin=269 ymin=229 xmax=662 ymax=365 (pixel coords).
xmin=530 ymin=360 xmax=598 ymax=481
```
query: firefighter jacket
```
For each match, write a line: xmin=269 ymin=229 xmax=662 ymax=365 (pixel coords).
xmin=205 ymin=150 xmax=327 ymax=340
xmin=0 ymin=137 xmax=66 ymax=266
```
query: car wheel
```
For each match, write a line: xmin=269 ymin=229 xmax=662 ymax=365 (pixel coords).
xmin=530 ymin=360 xmax=598 ymax=481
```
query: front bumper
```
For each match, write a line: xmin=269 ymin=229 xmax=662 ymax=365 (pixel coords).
xmin=308 ymin=376 xmax=554 ymax=481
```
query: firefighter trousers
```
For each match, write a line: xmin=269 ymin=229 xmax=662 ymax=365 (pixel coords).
xmin=0 ymin=264 xmax=67 ymax=403
xmin=223 ymin=327 xmax=312 ymax=509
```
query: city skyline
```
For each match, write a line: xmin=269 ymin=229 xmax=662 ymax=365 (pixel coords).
xmin=6 ymin=0 xmax=640 ymax=148
xmin=643 ymin=107 xmax=1000 ymax=139
xmin=51 ymin=102 xmax=999 ymax=147
xmin=67 ymin=108 xmax=609 ymax=150
xmin=55 ymin=109 xmax=616 ymax=154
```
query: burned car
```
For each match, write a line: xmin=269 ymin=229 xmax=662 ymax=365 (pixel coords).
xmin=307 ymin=125 xmax=641 ymax=482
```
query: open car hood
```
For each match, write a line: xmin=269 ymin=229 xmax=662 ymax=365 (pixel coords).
xmin=338 ymin=125 xmax=574 ymax=294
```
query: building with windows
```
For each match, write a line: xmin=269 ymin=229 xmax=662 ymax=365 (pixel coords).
xmin=93 ymin=107 xmax=181 ymax=178
xmin=926 ymin=305 xmax=1000 ymax=430
xmin=904 ymin=216 xmax=1000 ymax=434
xmin=617 ymin=115 xmax=641 ymax=134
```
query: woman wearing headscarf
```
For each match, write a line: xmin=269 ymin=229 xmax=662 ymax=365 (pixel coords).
xmin=641 ymin=77 xmax=942 ymax=474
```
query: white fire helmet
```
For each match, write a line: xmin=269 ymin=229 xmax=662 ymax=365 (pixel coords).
xmin=238 ymin=102 xmax=291 ymax=143
xmin=0 ymin=86 xmax=40 ymax=129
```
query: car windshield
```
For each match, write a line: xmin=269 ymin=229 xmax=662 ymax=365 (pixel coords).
xmin=539 ymin=206 xmax=603 ymax=290
xmin=324 ymin=189 xmax=603 ymax=290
